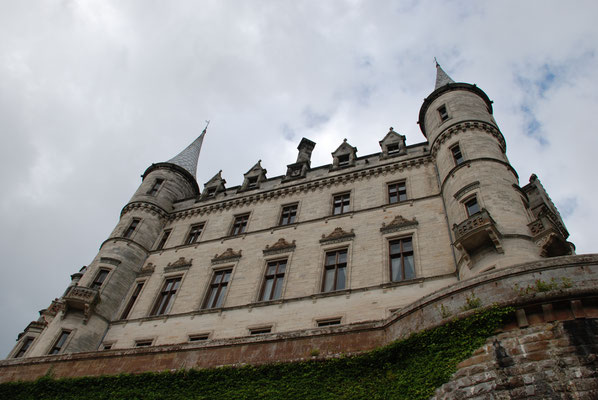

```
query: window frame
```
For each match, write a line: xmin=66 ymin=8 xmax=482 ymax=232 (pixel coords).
xmin=464 ymin=195 xmax=481 ymax=217
xmin=450 ymin=143 xmax=464 ymax=166
xmin=14 ymin=336 xmax=34 ymax=358
xmin=387 ymin=181 xmax=408 ymax=204
xmin=389 ymin=236 xmax=416 ymax=282
xmin=259 ymin=259 xmax=287 ymax=301
xmin=317 ymin=317 xmax=342 ymax=327
xmin=120 ymin=280 xmax=145 ymax=320
xmin=246 ymin=176 xmax=259 ymax=190
xmin=438 ymin=104 xmax=449 ymax=121
xmin=279 ymin=203 xmax=298 ymax=226
xmin=185 ymin=223 xmax=205 ymax=245
xmin=230 ymin=214 xmax=250 ymax=236
xmin=202 ymin=268 xmax=233 ymax=309
xmin=332 ymin=192 xmax=351 ymax=216
xmin=155 ymin=229 xmax=171 ymax=250
xmin=150 ymin=276 xmax=182 ymax=316
xmin=48 ymin=330 xmax=71 ymax=355
xmin=321 ymin=248 xmax=348 ymax=292
xmin=249 ymin=326 xmax=272 ymax=335
xmin=123 ymin=218 xmax=141 ymax=239
xmin=135 ymin=339 xmax=154 ymax=347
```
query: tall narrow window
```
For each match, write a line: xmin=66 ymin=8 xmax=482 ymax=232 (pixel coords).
xmin=123 ymin=219 xmax=140 ymax=239
xmin=388 ymin=181 xmax=407 ymax=204
xmin=322 ymin=249 xmax=347 ymax=292
xmin=230 ymin=214 xmax=249 ymax=236
xmin=120 ymin=281 xmax=145 ymax=319
xmin=90 ymin=269 xmax=110 ymax=290
xmin=279 ymin=204 xmax=298 ymax=225
xmin=260 ymin=260 xmax=286 ymax=301
xmin=15 ymin=337 xmax=34 ymax=358
xmin=389 ymin=237 xmax=415 ymax=282
xmin=150 ymin=277 xmax=181 ymax=316
xmin=450 ymin=144 xmax=464 ymax=166
xmin=146 ymin=179 xmax=164 ymax=196
xmin=203 ymin=269 xmax=232 ymax=309
xmin=185 ymin=224 xmax=204 ymax=245
xmin=438 ymin=105 xmax=449 ymax=121
xmin=49 ymin=331 xmax=70 ymax=355
xmin=332 ymin=193 xmax=350 ymax=215
xmin=465 ymin=196 xmax=480 ymax=217
xmin=156 ymin=230 xmax=171 ymax=250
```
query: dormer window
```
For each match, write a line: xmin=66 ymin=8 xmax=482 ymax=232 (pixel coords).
xmin=146 ymin=179 xmax=164 ymax=196
xmin=438 ymin=105 xmax=449 ymax=121
xmin=241 ymin=161 xmax=267 ymax=192
xmin=202 ymin=171 xmax=227 ymax=200
xmin=337 ymin=154 xmax=350 ymax=167
xmin=246 ymin=176 xmax=258 ymax=190
xmin=205 ymin=187 xmax=217 ymax=198
xmin=387 ymin=144 xmax=400 ymax=155
xmin=379 ymin=128 xmax=406 ymax=159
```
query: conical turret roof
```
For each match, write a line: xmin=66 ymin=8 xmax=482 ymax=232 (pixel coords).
xmin=435 ymin=61 xmax=455 ymax=90
xmin=166 ymin=128 xmax=206 ymax=178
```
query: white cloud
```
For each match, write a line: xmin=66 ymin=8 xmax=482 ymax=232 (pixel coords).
xmin=1 ymin=0 xmax=597 ymax=357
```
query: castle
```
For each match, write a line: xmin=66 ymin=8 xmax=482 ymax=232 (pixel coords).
xmin=2 ymin=65 xmax=586 ymax=382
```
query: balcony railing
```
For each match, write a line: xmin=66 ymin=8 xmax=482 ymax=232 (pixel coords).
xmin=453 ymin=209 xmax=503 ymax=260
xmin=63 ymin=286 xmax=99 ymax=323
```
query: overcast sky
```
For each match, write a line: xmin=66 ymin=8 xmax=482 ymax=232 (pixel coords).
xmin=1 ymin=1 xmax=597 ymax=357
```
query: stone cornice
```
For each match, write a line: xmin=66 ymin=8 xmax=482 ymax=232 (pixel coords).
xmin=121 ymin=201 xmax=169 ymax=220
xmin=263 ymin=238 xmax=296 ymax=256
xmin=380 ymin=215 xmax=418 ymax=234
xmin=320 ymin=227 xmax=355 ymax=245
xmin=430 ymin=120 xmax=506 ymax=158
xmin=211 ymin=248 xmax=242 ymax=265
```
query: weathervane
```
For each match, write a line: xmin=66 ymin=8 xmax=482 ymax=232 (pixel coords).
xmin=203 ymin=120 xmax=210 ymax=133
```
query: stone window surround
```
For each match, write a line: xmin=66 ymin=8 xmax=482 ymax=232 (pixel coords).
xmin=12 ymin=336 xmax=36 ymax=358
xmin=85 ymin=265 xmax=114 ymax=294
xmin=387 ymin=179 xmax=408 ymax=204
xmin=134 ymin=338 xmax=155 ymax=348
xmin=155 ymin=229 xmax=172 ymax=251
xmin=188 ymin=332 xmax=211 ymax=342
xmin=229 ymin=213 xmax=251 ymax=237
xmin=200 ymin=264 xmax=238 ymax=311
xmin=315 ymin=316 xmax=343 ymax=327
xmin=184 ymin=222 xmax=206 ymax=245
xmin=449 ymin=142 xmax=465 ymax=166
xmin=462 ymin=192 xmax=483 ymax=220
xmin=146 ymin=178 xmax=164 ymax=197
xmin=118 ymin=279 xmax=147 ymax=320
xmin=318 ymin=244 xmax=352 ymax=294
xmin=248 ymin=325 xmax=273 ymax=335
xmin=331 ymin=191 xmax=352 ymax=216
xmin=437 ymin=103 xmax=450 ymax=123
xmin=255 ymin=256 xmax=292 ymax=303
xmin=123 ymin=218 xmax=141 ymax=239
xmin=47 ymin=329 xmax=75 ymax=355
xmin=90 ymin=267 xmax=111 ymax=291
xmin=380 ymin=229 xmax=421 ymax=283
xmin=278 ymin=202 xmax=300 ymax=226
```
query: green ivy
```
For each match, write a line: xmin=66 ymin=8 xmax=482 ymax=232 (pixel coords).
xmin=0 ymin=306 xmax=513 ymax=400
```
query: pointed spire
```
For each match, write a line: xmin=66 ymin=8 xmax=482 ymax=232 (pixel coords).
xmin=166 ymin=121 xmax=209 ymax=178
xmin=434 ymin=59 xmax=455 ymax=90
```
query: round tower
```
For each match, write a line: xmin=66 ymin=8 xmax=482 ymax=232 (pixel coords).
xmin=419 ymin=64 xmax=540 ymax=279
xmin=25 ymin=132 xmax=204 ymax=357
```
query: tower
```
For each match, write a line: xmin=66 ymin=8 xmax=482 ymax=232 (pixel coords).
xmin=17 ymin=132 xmax=205 ymax=357
xmin=419 ymin=63 xmax=543 ymax=278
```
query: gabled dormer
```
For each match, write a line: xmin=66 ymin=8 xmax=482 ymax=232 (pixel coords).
xmin=201 ymin=170 xmax=226 ymax=200
xmin=379 ymin=127 xmax=407 ymax=159
xmin=331 ymin=139 xmax=357 ymax=169
xmin=240 ymin=160 xmax=267 ymax=192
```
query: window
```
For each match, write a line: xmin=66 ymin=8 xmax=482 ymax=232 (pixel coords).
xmin=49 ymin=331 xmax=70 ymax=355
xmin=322 ymin=249 xmax=347 ymax=292
xmin=337 ymin=154 xmax=350 ymax=167
xmin=150 ymin=277 xmax=181 ymax=316
xmin=205 ymin=187 xmax=217 ymax=198
xmin=188 ymin=334 xmax=209 ymax=342
xmin=185 ymin=223 xmax=204 ymax=245
xmin=230 ymin=214 xmax=249 ymax=236
xmin=260 ymin=260 xmax=286 ymax=301
xmin=450 ymin=144 xmax=464 ymax=166
xmin=90 ymin=269 xmax=110 ymax=290
xmin=388 ymin=181 xmax=407 ymax=204
xmin=203 ymin=269 xmax=232 ymax=309
xmin=279 ymin=204 xmax=298 ymax=225
xmin=317 ymin=318 xmax=342 ymax=327
xmin=332 ymin=193 xmax=350 ymax=215
xmin=15 ymin=337 xmax=34 ymax=358
xmin=102 ymin=343 xmax=113 ymax=350
xmin=387 ymin=143 xmax=400 ymax=156
xmin=135 ymin=340 xmax=153 ymax=347
xmin=123 ymin=219 xmax=140 ymax=239
xmin=156 ymin=230 xmax=171 ymax=250
xmin=120 ymin=281 xmax=145 ymax=319
xmin=246 ymin=176 xmax=258 ymax=190
xmin=249 ymin=327 xmax=272 ymax=335
xmin=146 ymin=179 xmax=164 ymax=196
xmin=438 ymin=105 xmax=449 ymax=121
xmin=389 ymin=237 xmax=415 ymax=282
xmin=465 ymin=196 xmax=480 ymax=217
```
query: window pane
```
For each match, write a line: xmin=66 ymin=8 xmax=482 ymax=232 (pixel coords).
xmin=326 ymin=253 xmax=336 ymax=266
xmin=222 ymin=271 xmax=231 ymax=283
xmin=214 ymin=286 xmax=227 ymax=308
xmin=266 ymin=265 xmax=277 ymax=275
xmin=391 ymin=257 xmax=402 ymax=281
xmin=324 ymin=269 xmax=335 ymax=292
xmin=404 ymin=255 xmax=415 ymax=280
xmin=273 ymin=277 xmax=284 ymax=299
xmin=390 ymin=242 xmax=402 ymax=255
xmin=336 ymin=266 xmax=346 ymax=290
xmin=172 ymin=279 xmax=181 ymax=290
xmin=277 ymin=262 xmax=286 ymax=274
xmin=213 ymin=273 xmax=222 ymax=284
xmin=262 ymin=278 xmax=273 ymax=301
xmin=402 ymin=238 xmax=413 ymax=252
xmin=205 ymin=288 xmax=217 ymax=309
xmin=338 ymin=251 xmax=347 ymax=264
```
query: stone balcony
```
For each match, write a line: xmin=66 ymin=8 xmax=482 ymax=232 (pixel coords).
xmin=62 ymin=286 xmax=100 ymax=323
xmin=453 ymin=209 xmax=503 ymax=266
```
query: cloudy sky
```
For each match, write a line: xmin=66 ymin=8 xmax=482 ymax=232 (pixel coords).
xmin=1 ymin=0 xmax=597 ymax=357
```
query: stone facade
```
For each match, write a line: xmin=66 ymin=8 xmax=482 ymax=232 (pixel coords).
xmin=3 ymin=66 xmax=583 ymax=385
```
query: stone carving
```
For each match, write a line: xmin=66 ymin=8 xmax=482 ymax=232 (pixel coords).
xmin=380 ymin=215 xmax=418 ymax=234
xmin=63 ymin=286 xmax=100 ymax=323
xmin=453 ymin=210 xmax=492 ymax=239
xmin=528 ymin=219 xmax=545 ymax=236
xmin=164 ymin=257 xmax=193 ymax=273
xmin=320 ymin=227 xmax=355 ymax=244
xmin=212 ymin=248 xmax=242 ymax=264
xmin=263 ymin=238 xmax=296 ymax=255
xmin=139 ymin=263 xmax=155 ymax=276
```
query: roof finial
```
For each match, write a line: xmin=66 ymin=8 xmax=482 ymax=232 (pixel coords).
xmin=434 ymin=59 xmax=455 ymax=90
xmin=166 ymin=123 xmax=209 ymax=178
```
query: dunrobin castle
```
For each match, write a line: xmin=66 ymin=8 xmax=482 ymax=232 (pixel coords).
xmin=3 ymin=65 xmax=598 ymax=398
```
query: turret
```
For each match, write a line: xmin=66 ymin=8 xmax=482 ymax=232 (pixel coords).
xmin=12 ymin=130 xmax=205 ymax=358
xmin=420 ymin=63 xmax=542 ymax=278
